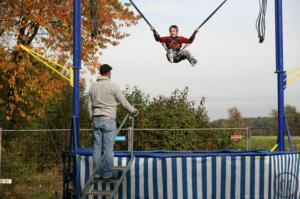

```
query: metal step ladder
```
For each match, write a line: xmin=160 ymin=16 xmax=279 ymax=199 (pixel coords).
xmin=82 ymin=114 xmax=135 ymax=199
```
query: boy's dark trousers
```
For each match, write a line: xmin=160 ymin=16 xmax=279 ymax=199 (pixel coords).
xmin=166 ymin=49 xmax=196 ymax=64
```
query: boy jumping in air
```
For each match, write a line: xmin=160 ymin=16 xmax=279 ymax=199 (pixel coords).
xmin=151 ymin=25 xmax=198 ymax=66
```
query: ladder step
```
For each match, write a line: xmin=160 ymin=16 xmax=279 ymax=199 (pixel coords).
xmin=94 ymin=178 xmax=119 ymax=184
xmin=93 ymin=168 xmax=126 ymax=184
xmin=113 ymin=166 xmax=126 ymax=171
xmin=83 ymin=157 xmax=135 ymax=198
xmin=86 ymin=190 xmax=112 ymax=196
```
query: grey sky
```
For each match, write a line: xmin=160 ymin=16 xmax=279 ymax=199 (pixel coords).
xmin=98 ymin=0 xmax=300 ymax=120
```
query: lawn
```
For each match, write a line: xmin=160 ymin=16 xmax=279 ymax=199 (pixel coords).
xmin=233 ymin=135 xmax=300 ymax=150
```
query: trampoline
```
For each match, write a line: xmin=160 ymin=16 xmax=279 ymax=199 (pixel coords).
xmin=60 ymin=0 xmax=299 ymax=198
xmin=64 ymin=148 xmax=300 ymax=198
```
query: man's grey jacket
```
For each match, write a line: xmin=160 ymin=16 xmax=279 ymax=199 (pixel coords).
xmin=88 ymin=76 xmax=135 ymax=119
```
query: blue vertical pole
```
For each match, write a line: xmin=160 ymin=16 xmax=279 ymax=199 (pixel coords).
xmin=73 ymin=0 xmax=81 ymax=198
xmin=73 ymin=0 xmax=81 ymax=149
xmin=275 ymin=0 xmax=285 ymax=151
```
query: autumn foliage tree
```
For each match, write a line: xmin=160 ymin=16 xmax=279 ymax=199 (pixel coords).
xmin=0 ymin=0 xmax=139 ymax=128
xmin=228 ymin=107 xmax=245 ymax=128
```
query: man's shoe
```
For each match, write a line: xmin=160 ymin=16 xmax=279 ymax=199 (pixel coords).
xmin=94 ymin=176 xmax=102 ymax=181
xmin=102 ymin=175 xmax=119 ymax=183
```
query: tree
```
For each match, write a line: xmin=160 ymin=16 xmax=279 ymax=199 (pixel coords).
xmin=210 ymin=107 xmax=245 ymax=128
xmin=116 ymin=86 xmax=150 ymax=128
xmin=228 ymin=107 xmax=245 ymax=128
xmin=0 ymin=0 xmax=139 ymax=128
xmin=115 ymin=87 xmax=210 ymax=150
xmin=271 ymin=105 xmax=300 ymax=128
xmin=195 ymin=97 xmax=210 ymax=128
xmin=284 ymin=105 xmax=300 ymax=128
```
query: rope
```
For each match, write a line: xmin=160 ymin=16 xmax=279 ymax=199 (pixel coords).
xmin=195 ymin=0 xmax=228 ymax=31
xmin=21 ymin=45 xmax=69 ymax=70
xmin=129 ymin=0 xmax=227 ymax=52
xmin=287 ymin=67 xmax=300 ymax=76
xmin=287 ymin=73 xmax=300 ymax=85
xmin=129 ymin=0 xmax=168 ymax=52
xmin=180 ymin=0 xmax=228 ymax=53
xmin=285 ymin=67 xmax=300 ymax=86
xmin=256 ymin=0 xmax=267 ymax=43
xmin=20 ymin=45 xmax=73 ymax=86
xmin=129 ymin=0 xmax=154 ymax=28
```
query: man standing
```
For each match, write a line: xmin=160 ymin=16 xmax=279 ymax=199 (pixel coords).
xmin=88 ymin=64 xmax=137 ymax=180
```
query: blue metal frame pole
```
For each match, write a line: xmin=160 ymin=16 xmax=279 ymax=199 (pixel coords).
xmin=275 ymin=0 xmax=285 ymax=151
xmin=73 ymin=0 xmax=81 ymax=149
xmin=73 ymin=0 xmax=81 ymax=198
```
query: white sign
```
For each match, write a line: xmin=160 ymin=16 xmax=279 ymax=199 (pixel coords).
xmin=0 ymin=179 xmax=12 ymax=184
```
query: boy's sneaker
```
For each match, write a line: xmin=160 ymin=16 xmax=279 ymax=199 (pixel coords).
xmin=191 ymin=59 xmax=197 ymax=66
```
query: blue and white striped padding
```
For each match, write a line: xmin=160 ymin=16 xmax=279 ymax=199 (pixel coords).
xmin=78 ymin=152 xmax=300 ymax=199
xmin=270 ymin=153 xmax=300 ymax=199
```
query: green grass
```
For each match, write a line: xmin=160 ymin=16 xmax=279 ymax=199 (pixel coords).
xmin=233 ymin=136 xmax=300 ymax=150
xmin=2 ymin=159 xmax=61 ymax=199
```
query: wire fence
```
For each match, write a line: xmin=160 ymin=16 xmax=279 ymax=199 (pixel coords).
xmin=0 ymin=127 xmax=299 ymax=198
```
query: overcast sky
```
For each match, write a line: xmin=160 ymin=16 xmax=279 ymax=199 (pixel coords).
xmin=97 ymin=0 xmax=300 ymax=120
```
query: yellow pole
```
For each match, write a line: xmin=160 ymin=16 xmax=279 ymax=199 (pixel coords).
xmin=270 ymin=144 xmax=278 ymax=152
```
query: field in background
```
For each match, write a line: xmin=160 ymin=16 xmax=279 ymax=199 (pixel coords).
xmin=233 ymin=136 xmax=300 ymax=150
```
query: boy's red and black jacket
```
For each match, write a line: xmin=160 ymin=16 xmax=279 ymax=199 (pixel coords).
xmin=153 ymin=30 xmax=197 ymax=50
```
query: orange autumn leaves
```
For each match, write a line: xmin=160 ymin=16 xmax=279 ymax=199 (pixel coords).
xmin=0 ymin=0 xmax=139 ymax=127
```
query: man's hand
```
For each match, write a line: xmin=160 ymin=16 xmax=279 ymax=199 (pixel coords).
xmin=131 ymin=109 xmax=138 ymax=117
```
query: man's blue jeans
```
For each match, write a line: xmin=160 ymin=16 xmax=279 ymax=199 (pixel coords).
xmin=92 ymin=116 xmax=116 ymax=178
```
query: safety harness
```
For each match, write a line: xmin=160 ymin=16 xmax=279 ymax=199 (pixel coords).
xmin=129 ymin=0 xmax=228 ymax=52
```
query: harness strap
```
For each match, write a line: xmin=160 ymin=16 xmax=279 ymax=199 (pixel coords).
xmin=167 ymin=36 xmax=183 ymax=50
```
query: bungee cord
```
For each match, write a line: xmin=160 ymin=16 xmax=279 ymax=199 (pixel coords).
xmin=256 ymin=0 xmax=267 ymax=43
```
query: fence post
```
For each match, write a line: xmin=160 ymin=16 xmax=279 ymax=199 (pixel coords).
xmin=128 ymin=127 xmax=133 ymax=152
xmin=0 ymin=128 xmax=1 ymax=195
xmin=249 ymin=127 xmax=252 ymax=150
xmin=0 ymin=127 xmax=2 ymax=178
xmin=0 ymin=128 xmax=12 ymax=196
xmin=246 ymin=127 xmax=249 ymax=150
